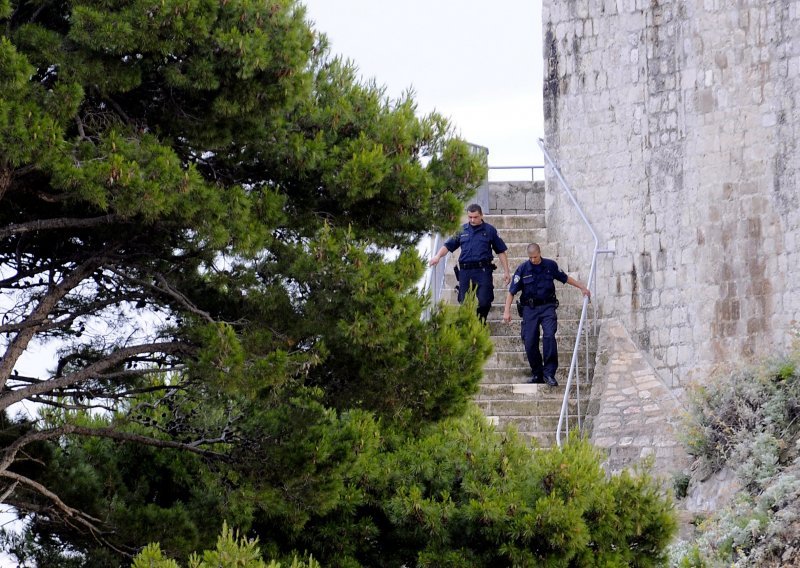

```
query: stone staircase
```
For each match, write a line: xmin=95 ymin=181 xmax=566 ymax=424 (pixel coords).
xmin=440 ymin=189 xmax=597 ymax=447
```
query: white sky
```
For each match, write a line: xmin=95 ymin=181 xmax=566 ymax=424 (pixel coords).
xmin=302 ymin=0 xmax=545 ymax=173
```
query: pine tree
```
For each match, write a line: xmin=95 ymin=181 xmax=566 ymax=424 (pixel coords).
xmin=1 ymin=0 xmax=488 ymax=561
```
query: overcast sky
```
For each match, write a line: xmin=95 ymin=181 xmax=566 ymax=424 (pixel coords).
xmin=302 ymin=0 xmax=545 ymax=173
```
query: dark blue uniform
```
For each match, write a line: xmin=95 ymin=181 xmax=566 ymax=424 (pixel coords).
xmin=508 ymin=258 xmax=568 ymax=382
xmin=444 ymin=221 xmax=507 ymax=320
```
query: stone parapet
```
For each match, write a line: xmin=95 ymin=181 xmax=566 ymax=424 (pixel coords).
xmin=586 ymin=319 xmax=690 ymax=475
xmin=488 ymin=181 xmax=545 ymax=215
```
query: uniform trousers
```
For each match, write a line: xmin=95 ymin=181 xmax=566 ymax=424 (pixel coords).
xmin=521 ymin=303 xmax=559 ymax=379
xmin=457 ymin=266 xmax=494 ymax=320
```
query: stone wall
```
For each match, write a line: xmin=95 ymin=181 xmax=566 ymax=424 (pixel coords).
xmin=542 ymin=0 xmax=800 ymax=388
xmin=488 ymin=180 xmax=545 ymax=214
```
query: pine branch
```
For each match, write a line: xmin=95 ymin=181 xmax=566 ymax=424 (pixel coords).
xmin=0 ymin=481 xmax=18 ymax=503
xmin=0 ymin=215 xmax=122 ymax=239
xmin=0 ymin=255 xmax=106 ymax=392
xmin=108 ymin=267 xmax=219 ymax=323
xmin=0 ymin=340 xmax=190 ymax=412
xmin=0 ymin=295 xmax=123 ymax=334
xmin=0 ymin=470 xmax=105 ymax=532
xmin=0 ymin=424 xmax=227 ymax=536
xmin=0 ymin=424 xmax=223 ymax=482
xmin=69 ymin=424 xmax=225 ymax=455
xmin=0 ymin=473 xmax=135 ymax=559
xmin=26 ymin=375 xmax=183 ymax=409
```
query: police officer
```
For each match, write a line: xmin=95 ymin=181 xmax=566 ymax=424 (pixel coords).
xmin=429 ymin=204 xmax=511 ymax=322
xmin=502 ymin=243 xmax=590 ymax=386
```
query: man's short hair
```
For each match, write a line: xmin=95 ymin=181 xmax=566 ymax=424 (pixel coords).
xmin=466 ymin=203 xmax=483 ymax=214
xmin=527 ymin=243 xmax=541 ymax=254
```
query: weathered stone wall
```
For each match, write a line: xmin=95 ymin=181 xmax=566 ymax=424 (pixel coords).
xmin=542 ymin=0 xmax=800 ymax=387
xmin=488 ymin=180 xmax=545 ymax=214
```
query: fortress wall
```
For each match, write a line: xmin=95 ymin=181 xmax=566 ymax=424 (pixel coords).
xmin=542 ymin=0 xmax=800 ymax=387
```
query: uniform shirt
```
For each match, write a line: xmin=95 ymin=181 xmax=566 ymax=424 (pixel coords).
xmin=509 ymin=258 xmax=568 ymax=301
xmin=443 ymin=222 xmax=508 ymax=264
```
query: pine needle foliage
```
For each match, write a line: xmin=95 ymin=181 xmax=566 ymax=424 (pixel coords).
xmin=131 ymin=522 xmax=320 ymax=568
xmin=267 ymin=408 xmax=677 ymax=567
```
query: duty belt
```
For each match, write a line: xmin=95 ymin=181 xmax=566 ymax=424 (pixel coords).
xmin=520 ymin=297 xmax=559 ymax=308
xmin=459 ymin=260 xmax=494 ymax=270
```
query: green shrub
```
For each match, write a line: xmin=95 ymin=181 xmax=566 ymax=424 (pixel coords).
xmin=131 ymin=523 xmax=320 ymax=568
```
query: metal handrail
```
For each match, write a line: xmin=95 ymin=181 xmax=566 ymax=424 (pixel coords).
xmin=420 ymin=233 xmax=447 ymax=321
xmin=538 ymin=138 xmax=613 ymax=447
xmin=489 ymin=165 xmax=545 ymax=182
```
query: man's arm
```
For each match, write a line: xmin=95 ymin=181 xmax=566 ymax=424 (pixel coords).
xmin=428 ymin=245 xmax=450 ymax=267
xmin=567 ymin=276 xmax=591 ymax=298
xmin=502 ymin=291 xmax=515 ymax=323
xmin=498 ymin=251 xmax=511 ymax=285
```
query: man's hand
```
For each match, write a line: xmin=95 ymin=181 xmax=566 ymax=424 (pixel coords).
xmin=503 ymin=309 xmax=512 ymax=323
xmin=428 ymin=257 xmax=440 ymax=267
xmin=503 ymin=271 xmax=511 ymax=286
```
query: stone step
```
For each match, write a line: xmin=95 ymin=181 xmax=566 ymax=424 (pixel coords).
xmin=482 ymin=366 xmax=595 ymax=385
xmin=487 ymin=318 xmax=599 ymax=337
xmin=446 ymin=244 xmax=563 ymax=262
xmin=482 ymin=329 xmax=596 ymax=350
xmin=439 ymin=290 xmax=591 ymax=313
xmin=477 ymin=397 xmax=567 ymax=415
xmin=505 ymin=242 xmax=561 ymax=258
xmin=486 ymin=416 xmax=578 ymax=449
xmin=491 ymin=228 xmax=549 ymax=243
xmin=489 ymin=414 xmax=583 ymax=431
xmin=483 ymin=411 xmax=562 ymax=431
xmin=485 ymin=302 xmax=593 ymax=316
xmin=477 ymin=381 xmax=576 ymax=398
xmin=486 ymin=350 xmax=597 ymax=368
xmin=487 ymin=334 xmax=597 ymax=352
xmin=486 ymin=416 xmax=587 ymax=443
xmin=476 ymin=382 xmax=589 ymax=400
xmin=516 ymin=430 xmax=558 ymax=448
xmin=487 ymin=322 xmax=591 ymax=338
xmin=483 ymin=400 xmax=591 ymax=426
xmin=494 ymin=430 xmax=556 ymax=450
xmin=492 ymin=424 xmax=581 ymax=449
xmin=483 ymin=214 xmax=546 ymax=230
